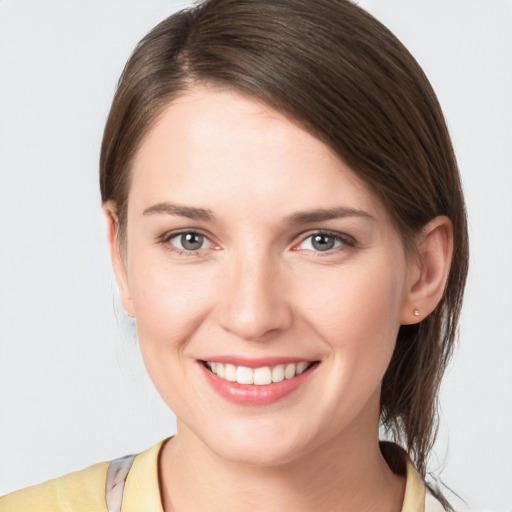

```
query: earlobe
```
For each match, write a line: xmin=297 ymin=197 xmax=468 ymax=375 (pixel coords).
xmin=401 ymin=216 xmax=454 ymax=325
xmin=103 ymin=201 xmax=135 ymax=317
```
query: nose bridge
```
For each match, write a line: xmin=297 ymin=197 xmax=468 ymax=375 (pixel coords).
xmin=218 ymin=244 xmax=292 ymax=340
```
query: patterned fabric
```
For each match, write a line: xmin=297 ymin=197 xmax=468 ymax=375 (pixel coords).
xmin=105 ymin=454 xmax=135 ymax=512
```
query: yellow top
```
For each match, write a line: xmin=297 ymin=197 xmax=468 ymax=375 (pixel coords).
xmin=0 ymin=440 xmax=436 ymax=512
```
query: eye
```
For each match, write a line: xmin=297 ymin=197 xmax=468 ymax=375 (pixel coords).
xmin=296 ymin=231 xmax=354 ymax=252
xmin=167 ymin=231 xmax=213 ymax=252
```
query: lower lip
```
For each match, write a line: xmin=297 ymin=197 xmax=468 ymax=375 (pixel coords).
xmin=200 ymin=362 xmax=318 ymax=406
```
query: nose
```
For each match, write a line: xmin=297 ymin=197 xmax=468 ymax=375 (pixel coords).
xmin=217 ymin=250 xmax=293 ymax=341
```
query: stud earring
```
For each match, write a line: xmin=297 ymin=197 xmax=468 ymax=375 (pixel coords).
xmin=413 ymin=308 xmax=420 ymax=317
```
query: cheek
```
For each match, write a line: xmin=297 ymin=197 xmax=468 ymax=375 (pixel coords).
xmin=291 ymin=261 xmax=406 ymax=431
xmin=125 ymin=257 xmax=220 ymax=412
xmin=297 ymin=259 xmax=405 ymax=373
xmin=127 ymin=252 xmax=216 ymax=357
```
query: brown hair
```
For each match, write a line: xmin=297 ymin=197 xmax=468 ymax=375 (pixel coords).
xmin=100 ymin=0 xmax=468 ymax=504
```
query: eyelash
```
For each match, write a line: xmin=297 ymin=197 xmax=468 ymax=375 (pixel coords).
xmin=294 ymin=230 xmax=356 ymax=256
xmin=159 ymin=229 xmax=215 ymax=256
xmin=159 ymin=229 xmax=356 ymax=257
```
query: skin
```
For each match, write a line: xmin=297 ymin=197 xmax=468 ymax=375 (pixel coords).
xmin=105 ymin=86 xmax=453 ymax=512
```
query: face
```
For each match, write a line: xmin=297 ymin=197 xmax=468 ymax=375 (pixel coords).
xmin=111 ymin=87 xmax=417 ymax=466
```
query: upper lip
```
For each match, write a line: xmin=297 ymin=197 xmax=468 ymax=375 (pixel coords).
xmin=199 ymin=356 xmax=317 ymax=368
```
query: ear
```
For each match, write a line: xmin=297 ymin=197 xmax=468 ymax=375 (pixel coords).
xmin=401 ymin=216 xmax=454 ymax=325
xmin=103 ymin=201 xmax=135 ymax=317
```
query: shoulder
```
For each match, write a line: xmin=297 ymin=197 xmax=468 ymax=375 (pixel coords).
xmin=0 ymin=460 xmax=110 ymax=512
xmin=380 ymin=442 xmax=447 ymax=512
xmin=0 ymin=439 xmax=168 ymax=512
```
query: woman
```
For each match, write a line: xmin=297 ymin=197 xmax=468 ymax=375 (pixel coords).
xmin=0 ymin=0 xmax=468 ymax=510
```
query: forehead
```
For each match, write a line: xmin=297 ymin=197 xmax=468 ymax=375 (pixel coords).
xmin=129 ymin=86 xmax=388 ymax=223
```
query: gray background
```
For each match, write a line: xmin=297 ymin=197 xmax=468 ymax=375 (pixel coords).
xmin=1 ymin=1 xmax=511 ymax=510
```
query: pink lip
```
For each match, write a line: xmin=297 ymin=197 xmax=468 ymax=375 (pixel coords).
xmin=199 ymin=360 xmax=318 ymax=406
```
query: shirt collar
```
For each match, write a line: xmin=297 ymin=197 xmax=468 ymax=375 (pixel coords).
xmin=121 ymin=439 xmax=426 ymax=512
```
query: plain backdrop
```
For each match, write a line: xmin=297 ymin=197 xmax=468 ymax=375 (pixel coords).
xmin=0 ymin=1 xmax=511 ymax=510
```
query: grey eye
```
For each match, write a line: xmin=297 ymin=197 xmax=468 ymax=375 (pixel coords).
xmin=311 ymin=234 xmax=336 ymax=251
xmin=179 ymin=232 xmax=204 ymax=250
xmin=297 ymin=233 xmax=344 ymax=252
xmin=167 ymin=232 xmax=208 ymax=251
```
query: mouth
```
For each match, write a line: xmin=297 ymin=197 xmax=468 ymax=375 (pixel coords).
xmin=202 ymin=360 xmax=314 ymax=385
xmin=199 ymin=358 xmax=319 ymax=405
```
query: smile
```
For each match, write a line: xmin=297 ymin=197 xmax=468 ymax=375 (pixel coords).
xmin=204 ymin=361 xmax=312 ymax=385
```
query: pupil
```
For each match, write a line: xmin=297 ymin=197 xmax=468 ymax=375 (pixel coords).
xmin=181 ymin=233 xmax=203 ymax=250
xmin=312 ymin=234 xmax=334 ymax=251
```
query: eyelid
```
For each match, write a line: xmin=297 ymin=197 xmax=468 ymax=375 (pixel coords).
xmin=292 ymin=229 xmax=356 ymax=252
xmin=159 ymin=227 xmax=209 ymax=241
xmin=159 ymin=228 xmax=219 ymax=254
xmin=158 ymin=228 xmax=356 ymax=256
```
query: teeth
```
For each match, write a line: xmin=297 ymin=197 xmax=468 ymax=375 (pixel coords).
xmin=296 ymin=362 xmax=308 ymax=374
xmin=253 ymin=367 xmax=272 ymax=385
xmin=206 ymin=361 xmax=312 ymax=385
xmin=271 ymin=364 xmax=285 ymax=383
xmin=216 ymin=363 xmax=226 ymax=379
xmin=284 ymin=363 xmax=296 ymax=379
xmin=236 ymin=366 xmax=253 ymax=385
xmin=225 ymin=363 xmax=237 ymax=382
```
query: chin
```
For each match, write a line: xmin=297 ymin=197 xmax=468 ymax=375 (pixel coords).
xmin=213 ymin=440 xmax=303 ymax=468
xmin=199 ymin=420 xmax=315 ymax=468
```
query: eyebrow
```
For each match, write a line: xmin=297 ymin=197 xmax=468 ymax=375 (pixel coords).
xmin=286 ymin=207 xmax=374 ymax=224
xmin=143 ymin=202 xmax=373 ymax=225
xmin=143 ymin=202 xmax=215 ymax=221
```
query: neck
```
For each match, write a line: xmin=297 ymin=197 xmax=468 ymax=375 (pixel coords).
xmin=159 ymin=414 xmax=405 ymax=512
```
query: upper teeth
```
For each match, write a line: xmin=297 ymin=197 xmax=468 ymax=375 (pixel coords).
xmin=206 ymin=361 xmax=310 ymax=385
